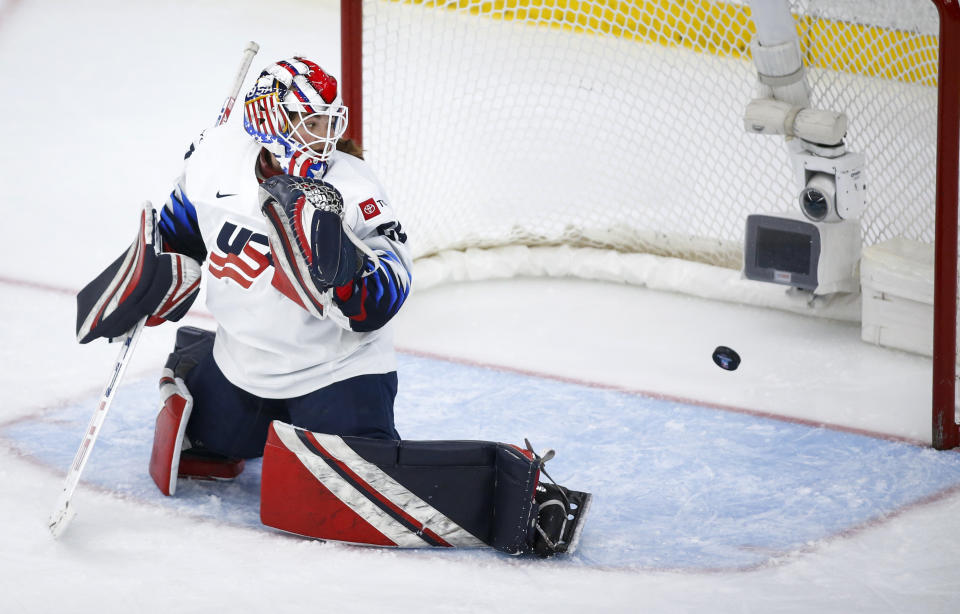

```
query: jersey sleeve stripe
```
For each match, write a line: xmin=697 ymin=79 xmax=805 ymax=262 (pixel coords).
xmin=333 ymin=250 xmax=410 ymax=332
xmin=159 ymin=188 xmax=207 ymax=262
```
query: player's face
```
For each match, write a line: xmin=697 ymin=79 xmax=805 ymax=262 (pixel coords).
xmin=289 ymin=111 xmax=338 ymax=154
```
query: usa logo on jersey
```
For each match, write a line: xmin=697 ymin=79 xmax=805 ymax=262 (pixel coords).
xmin=208 ymin=222 xmax=273 ymax=288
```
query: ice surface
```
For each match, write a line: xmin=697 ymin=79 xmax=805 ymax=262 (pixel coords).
xmin=6 ymin=358 xmax=960 ymax=574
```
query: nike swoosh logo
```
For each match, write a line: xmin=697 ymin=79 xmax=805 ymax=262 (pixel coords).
xmin=216 ymin=191 xmax=237 ymax=198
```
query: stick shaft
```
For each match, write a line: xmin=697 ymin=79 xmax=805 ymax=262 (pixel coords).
xmin=216 ymin=41 xmax=260 ymax=126
xmin=48 ymin=318 xmax=146 ymax=537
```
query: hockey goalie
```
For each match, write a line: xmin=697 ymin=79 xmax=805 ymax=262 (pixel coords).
xmin=74 ymin=56 xmax=590 ymax=556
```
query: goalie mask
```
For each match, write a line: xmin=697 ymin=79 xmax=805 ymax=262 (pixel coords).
xmin=243 ymin=57 xmax=348 ymax=177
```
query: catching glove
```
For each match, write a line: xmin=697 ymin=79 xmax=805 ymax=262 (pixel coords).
xmin=259 ymin=175 xmax=358 ymax=318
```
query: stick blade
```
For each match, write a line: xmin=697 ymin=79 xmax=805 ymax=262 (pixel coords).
xmin=48 ymin=495 xmax=76 ymax=539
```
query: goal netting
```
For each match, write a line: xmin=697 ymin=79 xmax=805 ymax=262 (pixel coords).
xmin=345 ymin=0 xmax=959 ymax=447
xmin=355 ymin=0 xmax=939 ymax=270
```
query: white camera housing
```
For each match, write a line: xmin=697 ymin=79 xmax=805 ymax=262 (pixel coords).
xmin=742 ymin=6 xmax=865 ymax=296
xmin=744 ymin=97 xmax=867 ymax=223
xmin=795 ymin=149 xmax=866 ymax=222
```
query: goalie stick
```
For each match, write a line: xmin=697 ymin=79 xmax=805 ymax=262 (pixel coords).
xmin=48 ymin=317 xmax=147 ymax=537
xmin=215 ymin=41 xmax=260 ymax=127
xmin=48 ymin=41 xmax=260 ymax=538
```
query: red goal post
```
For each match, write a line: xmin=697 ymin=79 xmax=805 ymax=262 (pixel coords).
xmin=932 ymin=0 xmax=960 ymax=450
xmin=341 ymin=0 xmax=960 ymax=449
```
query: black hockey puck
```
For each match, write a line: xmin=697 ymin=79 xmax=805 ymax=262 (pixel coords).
xmin=712 ymin=346 xmax=741 ymax=371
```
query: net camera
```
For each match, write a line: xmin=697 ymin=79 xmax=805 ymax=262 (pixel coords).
xmin=742 ymin=98 xmax=865 ymax=295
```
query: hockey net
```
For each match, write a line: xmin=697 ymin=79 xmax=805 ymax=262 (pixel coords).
xmin=342 ymin=0 xmax=959 ymax=447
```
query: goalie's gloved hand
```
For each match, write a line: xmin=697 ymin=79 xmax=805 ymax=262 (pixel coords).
xmin=75 ymin=203 xmax=201 ymax=344
xmin=259 ymin=175 xmax=359 ymax=317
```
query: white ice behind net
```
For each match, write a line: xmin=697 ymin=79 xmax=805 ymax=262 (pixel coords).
xmin=359 ymin=0 xmax=940 ymax=277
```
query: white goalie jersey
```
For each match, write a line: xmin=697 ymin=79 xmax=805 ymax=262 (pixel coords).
xmin=157 ymin=120 xmax=412 ymax=398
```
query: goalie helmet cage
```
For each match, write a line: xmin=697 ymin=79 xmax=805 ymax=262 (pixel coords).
xmin=340 ymin=0 xmax=960 ymax=449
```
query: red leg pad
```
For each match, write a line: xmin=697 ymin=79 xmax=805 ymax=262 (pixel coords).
xmin=149 ymin=377 xmax=245 ymax=494
xmin=148 ymin=380 xmax=193 ymax=496
xmin=260 ymin=421 xmax=396 ymax=545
